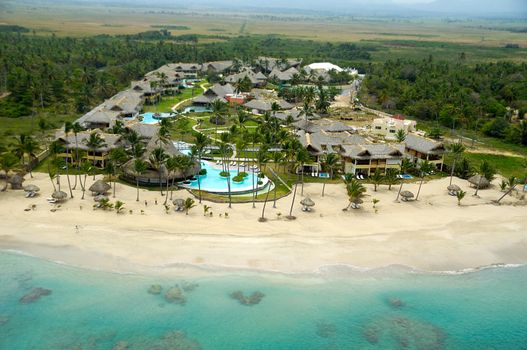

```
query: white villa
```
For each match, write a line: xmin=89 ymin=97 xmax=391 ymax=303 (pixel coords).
xmin=371 ymin=117 xmax=417 ymax=140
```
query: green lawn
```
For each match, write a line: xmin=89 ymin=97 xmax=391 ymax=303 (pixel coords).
xmin=463 ymin=153 xmax=526 ymax=179
xmin=0 ymin=113 xmax=79 ymax=147
xmin=143 ymin=86 xmax=204 ymax=113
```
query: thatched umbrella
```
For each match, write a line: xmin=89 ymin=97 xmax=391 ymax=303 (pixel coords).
xmin=23 ymin=184 xmax=40 ymax=192
xmin=173 ymin=198 xmax=185 ymax=211
xmin=89 ymin=180 xmax=111 ymax=194
xmin=8 ymin=174 xmax=24 ymax=190
xmin=52 ymin=190 xmax=68 ymax=201
xmin=468 ymin=175 xmax=490 ymax=189
xmin=300 ymin=197 xmax=315 ymax=212
xmin=400 ymin=190 xmax=414 ymax=201
xmin=447 ymin=184 xmax=461 ymax=196
xmin=94 ymin=195 xmax=108 ymax=202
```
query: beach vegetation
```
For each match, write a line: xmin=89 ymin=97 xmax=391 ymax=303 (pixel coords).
xmin=183 ymin=197 xmax=196 ymax=215
xmin=114 ymin=200 xmax=125 ymax=214
xmin=456 ymin=190 xmax=466 ymax=206
xmin=0 ymin=153 xmax=19 ymax=191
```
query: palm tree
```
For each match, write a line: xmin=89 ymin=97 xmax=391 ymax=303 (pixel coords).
xmin=184 ymin=197 xmax=196 ymax=215
xmin=448 ymin=142 xmax=466 ymax=186
xmin=12 ymin=134 xmax=38 ymax=177
xmin=48 ymin=140 xmax=65 ymax=192
xmin=395 ymin=129 xmax=407 ymax=143
xmin=133 ymin=159 xmax=147 ymax=202
xmin=415 ymin=160 xmax=435 ymax=201
xmin=219 ymin=142 xmax=233 ymax=208
xmin=385 ymin=168 xmax=399 ymax=190
xmin=295 ymin=148 xmax=311 ymax=196
xmin=108 ymin=147 xmax=128 ymax=198
xmin=456 ymin=190 xmax=466 ymax=206
xmin=80 ymin=159 xmax=92 ymax=200
xmin=149 ymin=147 xmax=168 ymax=197
xmin=475 ymin=160 xmax=495 ymax=196
xmin=370 ymin=169 xmax=384 ymax=192
xmin=321 ymin=153 xmax=340 ymax=197
xmin=396 ymin=158 xmax=414 ymax=202
xmin=0 ymin=153 xmax=19 ymax=191
xmin=63 ymin=122 xmax=74 ymax=198
xmin=84 ymin=132 xmax=106 ymax=179
xmin=346 ymin=179 xmax=367 ymax=210
xmin=194 ymin=133 xmax=209 ymax=203
xmin=210 ymin=99 xmax=227 ymax=135
xmin=71 ymin=122 xmax=83 ymax=190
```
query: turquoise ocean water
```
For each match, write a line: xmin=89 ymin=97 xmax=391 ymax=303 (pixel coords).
xmin=1 ymin=250 xmax=527 ymax=349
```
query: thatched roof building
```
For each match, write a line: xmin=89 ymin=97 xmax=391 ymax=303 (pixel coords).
xmin=122 ymin=136 xmax=199 ymax=186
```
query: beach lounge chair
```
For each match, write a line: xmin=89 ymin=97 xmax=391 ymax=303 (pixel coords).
xmin=46 ymin=198 xmax=57 ymax=204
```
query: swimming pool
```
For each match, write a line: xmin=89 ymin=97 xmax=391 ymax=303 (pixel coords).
xmin=139 ymin=112 xmax=176 ymax=124
xmin=182 ymin=106 xmax=211 ymax=114
xmin=179 ymin=159 xmax=270 ymax=194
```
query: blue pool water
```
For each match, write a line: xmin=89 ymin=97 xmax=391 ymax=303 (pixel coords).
xmin=139 ymin=112 xmax=175 ymax=124
xmin=1 ymin=251 xmax=527 ymax=349
xmin=180 ymin=160 xmax=270 ymax=194
xmin=182 ymin=106 xmax=212 ymax=114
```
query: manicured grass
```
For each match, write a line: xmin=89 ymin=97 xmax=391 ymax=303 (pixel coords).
xmin=143 ymin=86 xmax=204 ymax=113
xmin=463 ymin=153 xmax=526 ymax=179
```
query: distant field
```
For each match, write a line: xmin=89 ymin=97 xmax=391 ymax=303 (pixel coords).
xmin=2 ymin=2 xmax=527 ymax=50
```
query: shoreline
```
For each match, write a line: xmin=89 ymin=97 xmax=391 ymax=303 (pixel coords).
xmin=1 ymin=173 xmax=526 ymax=277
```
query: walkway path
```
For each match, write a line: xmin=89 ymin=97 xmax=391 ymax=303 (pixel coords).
xmin=170 ymin=82 xmax=208 ymax=113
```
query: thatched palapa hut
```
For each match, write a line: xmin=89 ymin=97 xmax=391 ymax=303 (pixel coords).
xmin=89 ymin=180 xmax=111 ymax=194
xmin=468 ymin=175 xmax=490 ymax=189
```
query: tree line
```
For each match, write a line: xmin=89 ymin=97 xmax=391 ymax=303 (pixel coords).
xmin=360 ymin=58 xmax=527 ymax=146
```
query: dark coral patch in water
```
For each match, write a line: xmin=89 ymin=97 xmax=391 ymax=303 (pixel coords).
xmin=19 ymin=287 xmax=52 ymax=304
xmin=230 ymin=291 xmax=265 ymax=306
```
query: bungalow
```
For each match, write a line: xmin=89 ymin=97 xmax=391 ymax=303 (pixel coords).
xmin=75 ymin=108 xmax=121 ymax=130
xmin=145 ymin=65 xmax=185 ymax=92
xmin=201 ymin=61 xmax=234 ymax=74
xmin=244 ymin=99 xmax=293 ymax=114
xmin=268 ymin=67 xmax=300 ymax=84
xmin=371 ymin=117 xmax=417 ymax=140
xmin=297 ymin=129 xmax=366 ymax=173
xmin=173 ymin=63 xmax=201 ymax=79
xmin=341 ymin=143 xmax=405 ymax=176
xmin=103 ymin=90 xmax=143 ymax=119
xmin=224 ymin=70 xmax=267 ymax=88
xmin=256 ymin=57 xmax=302 ymax=73
xmin=193 ymin=83 xmax=235 ymax=106
xmin=124 ymin=123 xmax=160 ymax=140
xmin=404 ymin=134 xmax=445 ymax=170
xmin=56 ymin=129 xmax=123 ymax=167
xmin=130 ymin=79 xmax=161 ymax=104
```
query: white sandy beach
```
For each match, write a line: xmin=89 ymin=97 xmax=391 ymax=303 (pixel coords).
xmin=0 ymin=173 xmax=526 ymax=275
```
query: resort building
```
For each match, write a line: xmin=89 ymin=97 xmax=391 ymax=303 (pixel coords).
xmin=243 ymin=99 xmax=293 ymax=114
xmin=341 ymin=144 xmax=405 ymax=176
xmin=193 ymin=83 xmax=235 ymax=105
xmin=201 ymin=61 xmax=234 ymax=74
xmin=102 ymin=90 xmax=143 ymax=119
xmin=224 ymin=70 xmax=267 ymax=88
xmin=75 ymin=108 xmax=121 ymax=130
xmin=173 ymin=63 xmax=201 ymax=79
xmin=256 ymin=57 xmax=302 ymax=73
xmin=268 ymin=67 xmax=300 ymax=84
xmin=404 ymin=134 xmax=446 ymax=170
xmin=55 ymin=130 xmax=123 ymax=167
xmin=130 ymin=79 xmax=161 ymax=104
xmin=122 ymin=136 xmax=199 ymax=186
xmin=371 ymin=116 xmax=417 ymax=140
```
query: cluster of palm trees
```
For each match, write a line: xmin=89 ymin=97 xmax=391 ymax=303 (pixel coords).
xmin=1 ymin=133 xmax=40 ymax=191
xmin=279 ymin=85 xmax=339 ymax=115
